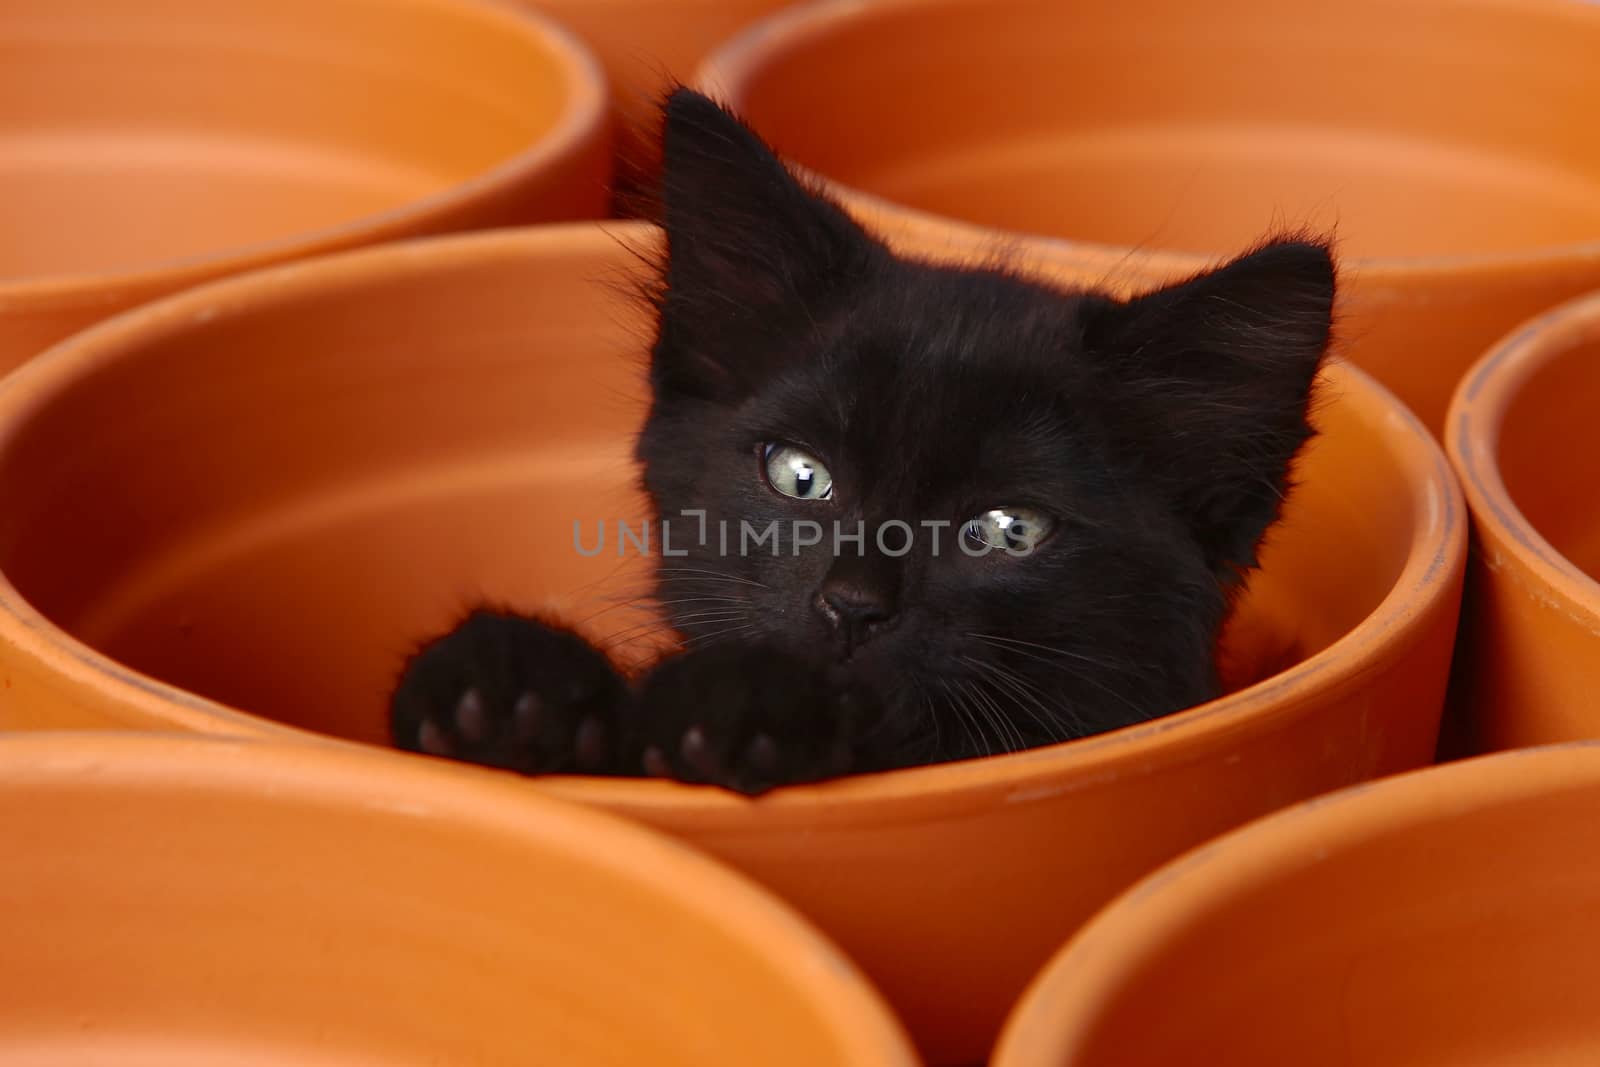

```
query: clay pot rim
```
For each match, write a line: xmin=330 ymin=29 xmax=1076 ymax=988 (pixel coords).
xmin=990 ymin=740 xmax=1600 ymax=1065
xmin=0 ymin=0 xmax=609 ymax=310
xmin=0 ymin=729 xmax=919 ymax=1066
xmin=0 ymin=222 xmax=1465 ymax=823
xmin=1446 ymin=291 xmax=1600 ymax=623
xmin=695 ymin=0 xmax=1600 ymax=280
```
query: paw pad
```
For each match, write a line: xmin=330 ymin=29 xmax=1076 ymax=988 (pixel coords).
xmin=454 ymin=688 xmax=488 ymax=741
xmin=417 ymin=718 xmax=453 ymax=757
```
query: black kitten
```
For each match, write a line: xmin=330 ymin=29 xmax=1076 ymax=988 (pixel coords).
xmin=390 ymin=88 xmax=1336 ymax=795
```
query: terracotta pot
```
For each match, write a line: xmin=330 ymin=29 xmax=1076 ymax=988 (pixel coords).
xmin=0 ymin=732 xmax=916 ymax=1066
xmin=697 ymin=0 xmax=1600 ymax=433
xmin=994 ymin=742 xmax=1600 ymax=1067
xmin=1444 ymin=293 xmax=1600 ymax=754
xmin=513 ymin=0 xmax=793 ymax=199
xmin=0 ymin=223 xmax=1465 ymax=1064
xmin=0 ymin=0 xmax=610 ymax=375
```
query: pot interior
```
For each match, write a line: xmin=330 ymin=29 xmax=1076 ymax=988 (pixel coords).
xmin=0 ymin=0 xmax=577 ymax=283
xmin=1013 ymin=750 xmax=1600 ymax=1066
xmin=717 ymin=0 xmax=1600 ymax=260
xmin=0 ymin=227 xmax=1419 ymax=744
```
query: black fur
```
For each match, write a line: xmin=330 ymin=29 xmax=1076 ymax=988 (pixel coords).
xmin=391 ymin=88 xmax=1336 ymax=795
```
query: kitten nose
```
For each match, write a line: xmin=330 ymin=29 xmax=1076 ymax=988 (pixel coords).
xmin=814 ymin=576 xmax=896 ymax=649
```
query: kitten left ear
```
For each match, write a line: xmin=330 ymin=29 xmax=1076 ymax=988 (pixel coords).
xmin=1081 ymin=239 xmax=1336 ymax=576
xmin=652 ymin=88 xmax=876 ymax=398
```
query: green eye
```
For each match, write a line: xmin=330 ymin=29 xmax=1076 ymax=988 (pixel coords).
xmin=763 ymin=443 xmax=834 ymax=501
xmin=961 ymin=507 xmax=1055 ymax=555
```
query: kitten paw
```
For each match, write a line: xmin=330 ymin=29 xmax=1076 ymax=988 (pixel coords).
xmin=628 ymin=644 xmax=875 ymax=796
xmin=391 ymin=610 xmax=626 ymax=775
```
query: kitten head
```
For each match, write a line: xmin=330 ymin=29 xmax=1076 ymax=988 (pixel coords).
xmin=636 ymin=88 xmax=1335 ymax=760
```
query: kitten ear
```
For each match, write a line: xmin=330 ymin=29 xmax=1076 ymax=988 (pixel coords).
xmin=652 ymin=87 xmax=875 ymax=398
xmin=1082 ymin=239 xmax=1336 ymax=576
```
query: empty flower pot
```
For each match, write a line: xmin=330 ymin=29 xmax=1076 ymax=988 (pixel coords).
xmin=1445 ymin=292 xmax=1600 ymax=753
xmin=993 ymin=741 xmax=1600 ymax=1067
xmin=0 ymin=0 xmax=611 ymax=374
xmin=0 ymin=223 xmax=1465 ymax=1064
xmin=697 ymin=0 xmax=1600 ymax=433
xmin=0 ymin=731 xmax=916 ymax=1066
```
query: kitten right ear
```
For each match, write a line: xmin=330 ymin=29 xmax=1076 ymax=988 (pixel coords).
xmin=1079 ymin=238 xmax=1336 ymax=577
xmin=652 ymin=88 xmax=875 ymax=398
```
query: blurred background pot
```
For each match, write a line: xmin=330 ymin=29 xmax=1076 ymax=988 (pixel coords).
xmin=0 ymin=732 xmax=916 ymax=1066
xmin=0 ymin=223 xmax=1464 ymax=1063
xmin=697 ymin=0 xmax=1600 ymax=433
xmin=516 ymin=0 xmax=794 ymax=202
xmin=0 ymin=0 xmax=610 ymax=374
xmin=1445 ymin=292 xmax=1600 ymax=753
xmin=994 ymin=742 xmax=1600 ymax=1067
